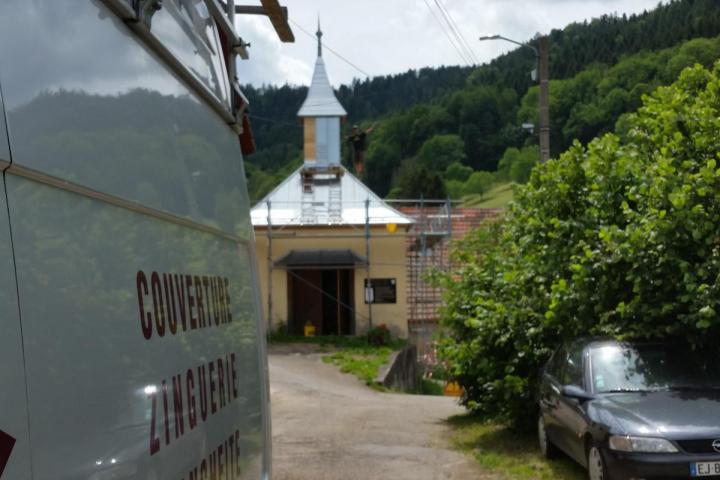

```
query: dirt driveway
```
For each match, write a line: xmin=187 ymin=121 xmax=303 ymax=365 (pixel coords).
xmin=268 ymin=347 xmax=492 ymax=480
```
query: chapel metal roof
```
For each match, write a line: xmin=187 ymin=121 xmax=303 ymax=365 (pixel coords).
xmin=296 ymin=24 xmax=346 ymax=118
xmin=250 ymin=166 xmax=413 ymax=227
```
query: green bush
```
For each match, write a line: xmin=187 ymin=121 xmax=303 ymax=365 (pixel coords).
xmin=464 ymin=171 xmax=495 ymax=197
xmin=418 ymin=378 xmax=445 ymax=396
xmin=418 ymin=134 xmax=466 ymax=172
xmin=445 ymin=179 xmax=466 ymax=199
xmin=445 ymin=161 xmax=474 ymax=182
xmin=367 ymin=323 xmax=392 ymax=346
xmin=497 ymin=146 xmax=539 ymax=184
xmin=436 ymin=63 xmax=720 ymax=429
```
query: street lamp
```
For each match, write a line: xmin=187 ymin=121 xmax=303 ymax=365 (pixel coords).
xmin=479 ymin=35 xmax=537 ymax=55
xmin=479 ymin=35 xmax=550 ymax=163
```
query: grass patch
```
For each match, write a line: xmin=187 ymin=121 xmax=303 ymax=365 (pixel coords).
xmin=321 ymin=342 xmax=405 ymax=388
xmin=268 ymin=332 xmax=379 ymax=349
xmin=463 ymin=183 xmax=515 ymax=208
xmin=270 ymin=331 xmax=414 ymax=391
xmin=418 ymin=378 xmax=445 ymax=396
xmin=448 ymin=414 xmax=584 ymax=480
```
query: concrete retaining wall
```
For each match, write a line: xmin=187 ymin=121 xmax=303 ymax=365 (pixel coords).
xmin=375 ymin=345 xmax=419 ymax=391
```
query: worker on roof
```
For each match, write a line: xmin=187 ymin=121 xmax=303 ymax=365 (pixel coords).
xmin=347 ymin=124 xmax=374 ymax=175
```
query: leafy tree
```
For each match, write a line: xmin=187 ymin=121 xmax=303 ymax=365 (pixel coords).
xmin=497 ymin=146 xmax=539 ymax=183
xmin=448 ymin=85 xmax=518 ymax=170
xmin=509 ymin=149 xmax=538 ymax=184
xmin=436 ymin=63 xmax=720 ymax=429
xmin=445 ymin=162 xmax=473 ymax=182
xmin=445 ymin=180 xmax=466 ymax=200
xmin=391 ymin=161 xmax=446 ymax=200
xmin=463 ymin=171 xmax=495 ymax=198
xmin=363 ymin=142 xmax=402 ymax=197
xmin=242 ymin=1 xmax=720 ymax=199
xmin=408 ymin=105 xmax=455 ymax=154
xmin=417 ymin=134 xmax=466 ymax=172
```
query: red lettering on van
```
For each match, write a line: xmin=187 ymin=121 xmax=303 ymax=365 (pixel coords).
xmin=194 ymin=276 xmax=205 ymax=328
xmin=148 ymin=389 xmax=160 ymax=455
xmin=186 ymin=368 xmax=197 ymax=430
xmin=174 ymin=274 xmax=187 ymax=331
xmin=224 ymin=278 xmax=232 ymax=322
xmin=0 ymin=429 xmax=16 ymax=477
xmin=186 ymin=275 xmax=197 ymax=330
xmin=136 ymin=271 xmax=152 ymax=339
xmin=231 ymin=353 xmax=238 ymax=400
xmin=197 ymin=364 xmax=208 ymax=421
xmin=164 ymin=274 xmax=178 ymax=334
xmin=162 ymin=380 xmax=170 ymax=446
xmin=172 ymin=375 xmax=184 ymax=439
xmin=217 ymin=358 xmax=226 ymax=408
xmin=209 ymin=360 xmax=217 ymax=414
xmin=151 ymin=272 xmax=166 ymax=337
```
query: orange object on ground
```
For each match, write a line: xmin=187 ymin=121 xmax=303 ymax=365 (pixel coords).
xmin=444 ymin=381 xmax=463 ymax=397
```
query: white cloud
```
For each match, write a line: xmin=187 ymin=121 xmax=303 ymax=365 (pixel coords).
xmin=235 ymin=0 xmax=665 ymax=87
xmin=235 ymin=15 xmax=312 ymax=86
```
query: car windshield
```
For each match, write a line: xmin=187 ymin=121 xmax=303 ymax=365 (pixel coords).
xmin=589 ymin=343 xmax=720 ymax=393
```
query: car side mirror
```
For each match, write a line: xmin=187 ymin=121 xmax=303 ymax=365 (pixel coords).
xmin=561 ymin=384 xmax=595 ymax=402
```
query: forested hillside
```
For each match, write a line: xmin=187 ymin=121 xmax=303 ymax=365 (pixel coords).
xmin=244 ymin=0 xmax=720 ymax=201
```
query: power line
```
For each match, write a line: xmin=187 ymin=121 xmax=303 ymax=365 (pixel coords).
xmin=422 ymin=0 xmax=471 ymax=66
xmin=286 ymin=269 xmax=370 ymax=323
xmin=433 ymin=0 xmax=478 ymax=65
xmin=290 ymin=19 xmax=371 ymax=78
xmin=248 ymin=114 xmax=301 ymax=129
xmin=435 ymin=0 xmax=479 ymax=64
xmin=433 ymin=0 xmax=475 ymax=64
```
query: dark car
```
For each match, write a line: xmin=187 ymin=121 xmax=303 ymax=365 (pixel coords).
xmin=538 ymin=338 xmax=720 ymax=480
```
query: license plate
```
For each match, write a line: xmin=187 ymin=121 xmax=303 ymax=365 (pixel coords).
xmin=691 ymin=462 xmax=720 ymax=477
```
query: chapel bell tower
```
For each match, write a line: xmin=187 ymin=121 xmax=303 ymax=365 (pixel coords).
xmin=297 ymin=20 xmax=347 ymax=174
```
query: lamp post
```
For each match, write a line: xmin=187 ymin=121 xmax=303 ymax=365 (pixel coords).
xmin=479 ymin=35 xmax=550 ymax=163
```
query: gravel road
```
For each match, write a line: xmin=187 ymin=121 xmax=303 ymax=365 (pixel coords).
xmin=268 ymin=347 xmax=492 ymax=480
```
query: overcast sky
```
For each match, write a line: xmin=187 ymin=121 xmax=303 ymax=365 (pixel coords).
xmin=234 ymin=0 xmax=666 ymax=88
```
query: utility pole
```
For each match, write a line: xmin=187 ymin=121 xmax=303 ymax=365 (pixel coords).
xmin=479 ymin=34 xmax=551 ymax=162
xmin=538 ymin=36 xmax=550 ymax=163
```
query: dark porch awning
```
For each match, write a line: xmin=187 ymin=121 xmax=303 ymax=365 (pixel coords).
xmin=274 ymin=249 xmax=367 ymax=269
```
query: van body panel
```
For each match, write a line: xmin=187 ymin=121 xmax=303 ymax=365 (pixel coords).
xmin=6 ymin=175 xmax=265 ymax=480
xmin=0 ymin=1 xmax=269 ymax=479
xmin=0 ymin=85 xmax=9 ymax=164
xmin=0 ymin=1 xmax=250 ymax=237
xmin=0 ymin=178 xmax=32 ymax=480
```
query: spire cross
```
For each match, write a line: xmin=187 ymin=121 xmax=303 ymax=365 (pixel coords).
xmin=316 ymin=16 xmax=323 ymax=57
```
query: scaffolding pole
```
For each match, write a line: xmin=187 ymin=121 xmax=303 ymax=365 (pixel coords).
xmin=365 ymin=198 xmax=372 ymax=329
xmin=419 ymin=195 xmax=426 ymax=326
xmin=445 ymin=196 xmax=452 ymax=270
xmin=266 ymin=200 xmax=273 ymax=329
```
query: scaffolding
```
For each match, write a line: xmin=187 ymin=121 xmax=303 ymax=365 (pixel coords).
xmin=257 ymin=195 xmax=457 ymax=358
xmin=394 ymin=199 xmax=454 ymax=360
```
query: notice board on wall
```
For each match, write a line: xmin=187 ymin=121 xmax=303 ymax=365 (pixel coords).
xmin=364 ymin=278 xmax=396 ymax=304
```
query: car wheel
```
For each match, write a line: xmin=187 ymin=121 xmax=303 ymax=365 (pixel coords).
xmin=538 ymin=414 xmax=559 ymax=459
xmin=587 ymin=444 xmax=610 ymax=480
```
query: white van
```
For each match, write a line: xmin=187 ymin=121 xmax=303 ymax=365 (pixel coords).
xmin=0 ymin=1 xmax=283 ymax=479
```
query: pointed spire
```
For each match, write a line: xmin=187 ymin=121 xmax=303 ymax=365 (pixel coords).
xmin=316 ymin=15 xmax=323 ymax=58
xmin=297 ymin=17 xmax=347 ymax=118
